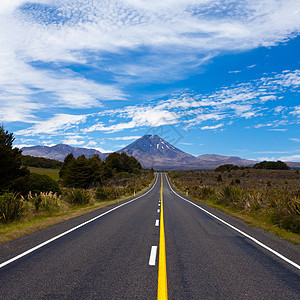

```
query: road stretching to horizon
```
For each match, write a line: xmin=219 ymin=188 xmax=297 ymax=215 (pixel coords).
xmin=0 ymin=173 xmax=299 ymax=299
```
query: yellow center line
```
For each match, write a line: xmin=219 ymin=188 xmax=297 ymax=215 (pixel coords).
xmin=157 ymin=173 xmax=168 ymax=300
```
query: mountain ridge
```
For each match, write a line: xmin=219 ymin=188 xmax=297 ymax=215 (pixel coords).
xmin=21 ymin=135 xmax=300 ymax=170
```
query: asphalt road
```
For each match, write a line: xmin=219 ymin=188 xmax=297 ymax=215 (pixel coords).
xmin=0 ymin=173 xmax=299 ymax=299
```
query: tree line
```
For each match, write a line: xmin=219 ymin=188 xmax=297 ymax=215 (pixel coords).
xmin=215 ymin=161 xmax=290 ymax=172
xmin=0 ymin=125 xmax=142 ymax=195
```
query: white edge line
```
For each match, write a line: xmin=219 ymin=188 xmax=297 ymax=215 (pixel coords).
xmin=164 ymin=173 xmax=300 ymax=271
xmin=149 ymin=246 xmax=158 ymax=266
xmin=0 ymin=174 xmax=159 ymax=269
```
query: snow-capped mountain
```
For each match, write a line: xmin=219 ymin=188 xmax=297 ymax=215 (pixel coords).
xmin=118 ymin=135 xmax=196 ymax=169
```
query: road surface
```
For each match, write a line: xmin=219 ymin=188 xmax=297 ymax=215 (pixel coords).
xmin=0 ymin=173 xmax=299 ymax=299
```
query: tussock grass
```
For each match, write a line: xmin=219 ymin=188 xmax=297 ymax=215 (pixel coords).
xmin=0 ymin=171 xmax=155 ymax=245
xmin=169 ymin=169 xmax=300 ymax=245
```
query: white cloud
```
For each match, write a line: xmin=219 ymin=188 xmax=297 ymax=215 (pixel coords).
xmin=260 ymin=95 xmax=277 ymax=102
xmin=274 ymin=106 xmax=285 ymax=113
xmin=201 ymin=123 xmax=224 ymax=130
xmin=62 ymin=138 xmax=85 ymax=146
xmin=268 ymin=128 xmax=287 ymax=132
xmin=278 ymin=155 xmax=300 ymax=161
xmin=228 ymin=70 xmax=241 ymax=74
xmin=291 ymin=106 xmax=300 ymax=117
xmin=94 ymin=147 xmax=112 ymax=153
xmin=290 ymin=138 xmax=300 ymax=142
xmin=84 ymin=107 xmax=178 ymax=133
xmin=107 ymin=136 xmax=141 ymax=141
xmin=15 ymin=113 xmax=87 ymax=136
xmin=80 ymin=68 xmax=299 ymax=134
xmin=180 ymin=142 xmax=193 ymax=145
xmin=86 ymin=141 xmax=97 ymax=147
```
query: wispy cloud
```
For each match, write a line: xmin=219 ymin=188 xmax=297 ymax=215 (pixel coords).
xmin=279 ymin=155 xmax=300 ymax=161
xmin=0 ymin=0 xmax=299 ymax=125
xmin=107 ymin=136 xmax=141 ymax=141
xmin=201 ymin=124 xmax=224 ymax=130
xmin=79 ymin=69 xmax=299 ymax=134
xmin=84 ymin=106 xmax=178 ymax=133
xmin=290 ymin=138 xmax=300 ymax=142
xmin=15 ymin=113 xmax=87 ymax=136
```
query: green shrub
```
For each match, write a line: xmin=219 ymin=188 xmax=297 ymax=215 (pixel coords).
xmin=230 ymin=178 xmax=241 ymax=185
xmin=199 ymin=186 xmax=215 ymax=199
xmin=11 ymin=173 xmax=62 ymax=196
xmin=27 ymin=191 xmax=61 ymax=213
xmin=0 ymin=192 xmax=24 ymax=223
xmin=219 ymin=186 xmax=243 ymax=205
xmin=253 ymin=160 xmax=290 ymax=170
xmin=68 ymin=189 xmax=91 ymax=205
xmin=172 ymin=174 xmax=181 ymax=179
xmin=271 ymin=212 xmax=300 ymax=233
xmin=95 ymin=187 xmax=110 ymax=201
xmin=216 ymin=174 xmax=223 ymax=182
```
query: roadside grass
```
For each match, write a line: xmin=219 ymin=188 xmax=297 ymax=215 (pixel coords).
xmin=0 ymin=174 xmax=155 ymax=245
xmin=28 ymin=167 xmax=60 ymax=181
xmin=168 ymin=170 xmax=300 ymax=246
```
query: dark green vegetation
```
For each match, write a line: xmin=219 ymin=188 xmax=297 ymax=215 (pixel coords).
xmin=0 ymin=126 xmax=153 ymax=225
xmin=169 ymin=169 xmax=300 ymax=234
xmin=11 ymin=173 xmax=62 ymax=196
xmin=22 ymin=155 xmax=62 ymax=169
xmin=215 ymin=164 xmax=246 ymax=172
xmin=253 ymin=160 xmax=290 ymax=170
xmin=59 ymin=152 xmax=142 ymax=188
xmin=0 ymin=125 xmax=29 ymax=191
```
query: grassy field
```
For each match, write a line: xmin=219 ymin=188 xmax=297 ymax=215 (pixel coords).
xmin=168 ymin=169 xmax=300 ymax=245
xmin=28 ymin=167 xmax=60 ymax=181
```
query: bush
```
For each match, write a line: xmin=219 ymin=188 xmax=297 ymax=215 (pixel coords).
xmin=253 ymin=161 xmax=290 ymax=170
xmin=95 ymin=187 xmax=110 ymax=201
xmin=27 ymin=191 xmax=61 ymax=213
xmin=216 ymin=174 xmax=223 ymax=182
xmin=0 ymin=192 xmax=24 ymax=223
xmin=215 ymin=164 xmax=239 ymax=172
xmin=172 ymin=174 xmax=181 ymax=179
xmin=219 ymin=186 xmax=243 ymax=205
xmin=11 ymin=173 xmax=62 ymax=196
xmin=199 ymin=186 xmax=215 ymax=199
xmin=68 ymin=189 xmax=91 ymax=205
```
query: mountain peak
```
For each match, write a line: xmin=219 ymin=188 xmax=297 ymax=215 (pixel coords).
xmin=118 ymin=135 xmax=195 ymax=168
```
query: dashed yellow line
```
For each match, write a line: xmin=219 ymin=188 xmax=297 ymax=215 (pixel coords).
xmin=157 ymin=173 xmax=168 ymax=299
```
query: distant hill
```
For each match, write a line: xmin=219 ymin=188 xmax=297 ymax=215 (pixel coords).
xmin=21 ymin=144 xmax=107 ymax=162
xmin=21 ymin=135 xmax=300 ymax=170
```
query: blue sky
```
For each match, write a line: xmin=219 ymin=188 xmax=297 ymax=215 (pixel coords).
xmin=1 ymin=0 xmax=299 ymax=161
